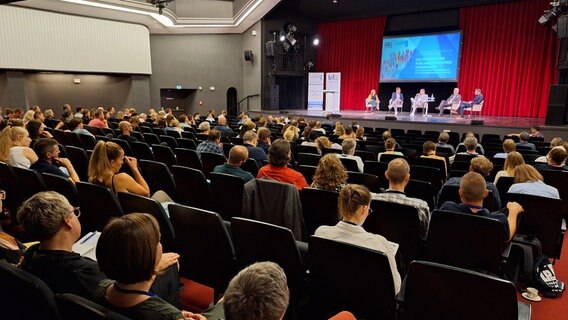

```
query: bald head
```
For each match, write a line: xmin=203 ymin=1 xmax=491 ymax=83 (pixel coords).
xmin=118 ymin=121 xmax=132 ymax=134
xmin=218 ymin=115 xmax=227 ymax=126
xmin=228 ymin=145 xmax=249 ymax=166
xmin=459 ymin=172 xmax=488 ymax=203
xmin=385 ymin=158 xmax=410 ymax=185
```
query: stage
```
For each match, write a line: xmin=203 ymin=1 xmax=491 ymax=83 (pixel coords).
xmin=249 ymin=109 xmax=568 ymax=139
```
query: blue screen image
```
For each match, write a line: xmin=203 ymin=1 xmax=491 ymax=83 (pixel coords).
xmin=380 ymin=31 xmax=461 ymax=82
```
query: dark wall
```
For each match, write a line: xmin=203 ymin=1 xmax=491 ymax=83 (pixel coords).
xmin=385 ymin=9 xmax=459 ymax=35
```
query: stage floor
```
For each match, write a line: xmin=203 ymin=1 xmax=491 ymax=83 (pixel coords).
xmin=249 ymin=109 xmax=568 ymax=139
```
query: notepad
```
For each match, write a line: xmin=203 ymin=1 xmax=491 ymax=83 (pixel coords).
xmin=72 ymin=231 xmax=101 ymax=261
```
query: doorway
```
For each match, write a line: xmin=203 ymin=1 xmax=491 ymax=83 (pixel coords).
xmin=160 ymin=88 xmax=196 ymax=113
xmin=227 ymin=87 xmax=238 ymax=117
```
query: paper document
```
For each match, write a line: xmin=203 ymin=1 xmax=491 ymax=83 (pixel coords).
xmin=72 ymin=231 xmax=101 ymax=261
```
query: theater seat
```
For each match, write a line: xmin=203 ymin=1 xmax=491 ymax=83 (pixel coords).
xmin=56 ymin=293 xmax=131 ymax=320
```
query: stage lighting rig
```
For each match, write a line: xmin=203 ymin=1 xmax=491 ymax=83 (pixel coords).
xmin=147 ymin=0 xmax=174 ymax=15
xmin=539 ymin=0 xmax=568 ymax=26
xmin=279 ymin=23 xmax=298 ymax=52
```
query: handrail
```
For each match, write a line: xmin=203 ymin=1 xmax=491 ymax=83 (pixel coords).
xmin=233 ymin=94 xmax=260 ymax=114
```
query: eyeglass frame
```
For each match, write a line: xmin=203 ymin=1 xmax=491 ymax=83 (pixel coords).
xmin=71 ymin=207 xmax=81 ymax=218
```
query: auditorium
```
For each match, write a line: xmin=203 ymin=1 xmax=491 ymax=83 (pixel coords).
xmin=0 ymin=0 xmax=567 ymax=319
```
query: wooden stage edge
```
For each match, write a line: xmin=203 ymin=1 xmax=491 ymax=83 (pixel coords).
xmin=248 ymin=109 xmax=568 ymax=139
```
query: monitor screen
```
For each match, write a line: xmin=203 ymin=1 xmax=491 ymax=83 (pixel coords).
xmin=379 ymin=31 xmax=462 ymax=83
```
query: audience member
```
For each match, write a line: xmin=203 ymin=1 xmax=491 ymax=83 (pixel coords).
xmin=420 ymin=141 xmax=447 ymax=174
xmin=440 ymin=172 xmax=523 ymax=242
xmin=535 ymin=137 xmax=564 ymax=163
xmin=516 ymin=132 xmax=536 ymax=151
xmin=213 ymin=145 xmax=254 ymax=183
xmin=314 ymin=136 xmax=341 ymax=155
xmin=533 ymin=147 xmax=568 ymax=171
xmin=26 ymin=119 xmax=52 ymax=140
xmin=508 ymin=164 xmax=560 ymax=199
xmin=436 ymin=132 xmax=455 ymax=154
xmin=198 ymin=121 xmax=211 ymax=135
xmin=118 ymin=121 xmax=138 ymax=143
xmin=355 ymin=127 xmax=366 ymax=141
xmin=338 ymin=126 xmax=356 ymax=140
xmin=334 ymin=123 xmax=345 ymax=136
xmin=456 ymin=132 xmax=485 ymax=154
xmin=195 ymin=130 xmax=224 ymax=159
xmin=214 ymin=115 xmax=233 ymax=134
xmin=335 ymin=138 xmax=364 ymax=172
xmin=257 ymin=139 xmax=308 ymax=190
xmin=88 ymin=109 xmax=108 ymax=129
xmin=456 ymin=136 xmax=482 ymax=156
xmin=372 ymin=158 xmax=430 ymax=236
xmin=243 ymin=131 xmax=268 ymax=166
xmin=378 ymin=138 xmax=403 ymax=162
xmin=31 ymin=138 xmax=80 ymax=183
xmin=69 ymin=118 xmax=95 ymax=137
xmin=493 ymin=151 xmax=524 ymax=184
xmin=0 ymin=126 xmax=38 ymax=168
xmin=493 ymin=139 xmax=516 ymax=159
xmin=256 ymin=127 xmax=271 ymax=154
xmin=315 ymin=184 xmax=401 ymax=293
xmin=311 ymin=154 xmax=348 ymax=192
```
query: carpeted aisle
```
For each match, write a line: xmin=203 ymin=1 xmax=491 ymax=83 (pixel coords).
xmin=517 ymin=235 xmax=568 ymax=320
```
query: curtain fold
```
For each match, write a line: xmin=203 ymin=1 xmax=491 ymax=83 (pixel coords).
xmin=317 ymin=17 xmax=386 ymax=111
xmin=458 ymin=0 xmax=556 ymax=117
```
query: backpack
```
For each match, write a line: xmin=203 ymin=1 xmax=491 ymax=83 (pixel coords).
xmin=506 ymin=234 xmax=564 ymax=298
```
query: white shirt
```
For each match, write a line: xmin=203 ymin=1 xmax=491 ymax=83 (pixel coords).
xmin=335 ymin=153 xmax=364 ymax=172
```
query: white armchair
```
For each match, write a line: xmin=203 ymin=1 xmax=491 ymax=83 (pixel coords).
xmin=388 ymin=99 xmax=403 ymax=115
xmin=471 ymin=101 xmax=484 ymax=117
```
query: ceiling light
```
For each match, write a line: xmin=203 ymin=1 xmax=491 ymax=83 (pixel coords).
xmin=313 ymin=38 xmax=319 ymax=46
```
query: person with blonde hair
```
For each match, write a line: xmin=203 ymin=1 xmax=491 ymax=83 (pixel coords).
xmin=334 ymin=123 xmax=345 ymax=136
xmin=0 ymin=126 xmax=38 ymax=168
xmin=315 ymin=184 xmax=401 ymax=294
xmin=22 ymin=110 xmax=35 ymax=125
xmin=355 ymin=127 xmax=366 ymax=141
xmin=198 ymin=121 xmax=211 ymax=135
xmin=339 ymin=126 xmax=356 ymax=140
xmin=314 ymin=136 xmax=341 ymax=155
xmin=508 ymin=164 xmax=559 ymax=199
xmin=494 ymin=151 xmax=524 ymax=184
xmin=311 ymin=154 xmax=348 ymax=192
xmin=378 ymin=138 xmax=403 ymax=162
xmin=494 ymin=139 xmax=516 ymax=159
xmin=283 ymin=126 xmax=297 ymax=142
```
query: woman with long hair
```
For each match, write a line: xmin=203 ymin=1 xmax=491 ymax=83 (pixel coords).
xmin=494 ymin=151 xmax=524 ymax=184
xmin=508 ymin=164 xmax=559 ymax=199
xmin=0 ymin=126 xmax=38 ymax=168
xmin=311 ymin=154 xmax=348 ymax=192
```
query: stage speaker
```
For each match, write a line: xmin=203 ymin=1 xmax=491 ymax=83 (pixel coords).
xmin=558 ymin=15 xmax=568 ymax=39
xmin=331 ymin=113 xmax=342 ymax=118
xmin=470 ymin=120 xmax=484 ymax=125
xmin=545 ymin=85 xmax=568 ymax=125
xmin=265 ymin=41 xmax=275 ymax=57
xmin=244 ymin=50 xmax=254 ymax=61
xmin=385 ymin=116 xmax=397 ymax=121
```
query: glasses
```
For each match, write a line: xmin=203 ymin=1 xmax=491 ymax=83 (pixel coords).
xmin=0 ymin=190 xmax=5 ymax=200
xmin=367 ymin=207 xmax=373 ymax=215
xmin=71 ymin=207 xmax=81 ymax=218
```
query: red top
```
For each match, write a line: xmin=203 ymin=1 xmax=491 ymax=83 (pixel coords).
xmin=88 ymin=118 xmax=107 ymax=129
xmin=257 ymin=165 xmax=308 ymax=190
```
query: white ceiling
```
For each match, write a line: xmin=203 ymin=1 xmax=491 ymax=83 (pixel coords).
xmin=13 ymin=0 xmax=281 ymax=34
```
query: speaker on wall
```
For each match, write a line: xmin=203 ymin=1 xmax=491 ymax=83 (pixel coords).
xmin=265 ymin=41 xmax=275 ymax=57
xmin=244 ymin=50 xmax=254 ymax=61
xmin=545 ymin=85 xmax=568 ymax=125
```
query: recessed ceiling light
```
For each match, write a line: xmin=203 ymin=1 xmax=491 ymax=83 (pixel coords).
xmin=332 ymin=0 xmax=338 ymax=3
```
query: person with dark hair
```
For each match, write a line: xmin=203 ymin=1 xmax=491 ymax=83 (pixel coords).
xmin=88 ymin=109 xmax=108 ymax=129
xmin=440 ymin=172 xmax=523 ymax=242
xmin=69 ymin=118 xmax=95 ymax=137
xmin=26 ymin=119 xmax=52 ymax=140
xmin=421 ymin=140 xmax=447 ymax=173
xmin=378 ymin=138 xmax=403 ymax=162
xmin=94 ymin=213 xmax=202 ymax=320
xmin=31 ymin=138 xmax=79 ymax=182
xmin=243 ymin=131 xmax=268 ymax=166
xmin=195 ymin=129 xmax=224 ymax=159
xmin=530 ymin=125 xmax=543 ymax=138
xmin=256 ymin=127 xmax=271 ymax=154
xmin=534 ymin=147 xmax=568 ymax=171
xmin=213 ymin=145 xmax=254 ymax=182
xmin=315 ymin=184 xmax=401 ymax=293
xmin=516 ymin=132 xmax=536 ymax=151
xmin=455 ymin=88 xmax=483 ymax=118
xmin=257 ymin=139 xmax=308 ymax=190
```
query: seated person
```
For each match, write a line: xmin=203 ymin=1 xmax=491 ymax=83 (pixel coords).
xmin=213 ymin=115 xmax=233 ymax=134
xmin=378 ymin=138 xmax=403 ymax=162
xmin=420 ymin=141 xmax=447 ymax=174
xmin=508 ymin=164 xmax=560 ymax=199
xmin=243 ymin=131 xmax=268 ymax=167
xmin=440 ymin=172 xmax=523 ymax=242
xmin=0 ymin=126 xmax=38 ymax=169
xmin=338 ymin=126 xmax=356 ymax=140
xmin=311 ymin=154 xmax=348 ymax=192
xmin=410 ymin=88 xmax=428 ymax=116
xmin=455 ymin=88 xmax=483 ymax=118
xmin=213 ymin=145 xmax=254 ymax=183
xmin=435 ymin=132 xmax=455 ymax=155
xmin=195 ymin=129 xmax=224 ymax=159
xmin=372 ymin=158 xmax=430 ymax=237
xmin=94 ymin=213 xmax=205 ymax=320
xmin=18 ymin=192 xmax=181 ymax=304
xmin=31 ymin=138 xmax=80 ymax=183
xmin=456 ymin=133 xmax=485 ymax=155
xmin=315 ymin=184 xmax=401 ymax=293
xmin=219 ymin=262 xmax=290 ymax=320
xmin=388 ymin=87 xmax=404 ymax=115
xmin=69 ymin=118 xmax=95 ymax=137
xmin=365 ymin=89 xmax=379 ymax=112
xmin=493 ymin=139 xmax=516 ymax=159
xmin=117 ymin=121 xmax=138 ymax=143
xmin=515 ymin=132 xmax=537 ymax=151
xmin=256 ymin=127 xmax=271 ymax=154
xmin=437 ymin=88 xmax=461 ymax=116
xmin=438 ymin=156 xmax=501 ymax=209
xmin=257 ymin=139 xmax=308 ymax=190
xmin=535 ymin=137 xmax=564 ymax=163
xmin=494 ymin=151 xmax=524 ymax=184
xmin=533 ymin=147 xmax=568 ymax=171
xmin=314 ymin=136 xmax=341 ymax=155
xmin=335 ymin=138 xmax=364 ymax=172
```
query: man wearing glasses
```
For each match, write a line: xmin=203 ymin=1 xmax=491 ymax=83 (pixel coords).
xmin=18 ymin=191 xmax=181 ymax=304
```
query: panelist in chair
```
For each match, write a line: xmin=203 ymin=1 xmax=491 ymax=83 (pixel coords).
xmin=365 ymin=89 xmax=379 ymax=112
xmin=388 ymin=87 xmax=404 ymax=115
xmin=455 ymin=88 xmax=483 ymax=118
xmin=410 ymin=88 xmax=428 ymax=116
xmin=437 ymin=87 xmax=461 ymax=116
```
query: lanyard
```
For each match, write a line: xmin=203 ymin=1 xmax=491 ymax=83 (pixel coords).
xmin=114 ymin=283 xmax=157 ymax=297
xmin=465 ymin=203 xmax=484 ymax=210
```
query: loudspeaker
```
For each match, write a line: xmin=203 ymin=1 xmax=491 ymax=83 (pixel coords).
xmin=265 ymin=41 xmax=275 ymax=57
xmin=244 ymin=50 xmax=253 ymax=61
xmin=545 ymin=85 xmax=568 ymax=125
xmin=385 ymin=116 xmax=397 ymax=121
xmin=558 ymin=15 xmax=568 ymax=39
xmin=470 ymin=120 xmax=484 ymax=125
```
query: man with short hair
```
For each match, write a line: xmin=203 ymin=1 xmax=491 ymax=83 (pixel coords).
xmin=440 ymin=172 xmax=523 ymax=242
xmin=455 ymin=88 xmax=483 ymax=118
xmin=243 ymin=131 xmax=268 ymax=166
xmin=257 ymin=139 xmax=308 ymax=190
xmin=117 ymin=121 xmax=138 ymax=143
xmin=437 ymin=87 xmax=461 ymax=116
xmin=516 ymin=132 xmax=537 ymax=151
xmin=458 ymin=136 xmax=482 ymax=156
xmin=335 ymin=138 xmax=364 ymax=172
xmin=31 ymin=138 xmax=80 ymax=183
xmin=438 ymin=156 xmax=501 ymax=209
xmin=322 ymin=113 xmax=335 ymax=126
xmin=214 ymin=115 xmax=233 ymax=134
xmin=88 ymin=109 xmax=108 ymax=129
xmin=494 ymin=139 xmax=516 ymax=159
xmin=256 ymin=127 xmax=271 ymax=154
xmin=68 ymin=118 xmax=95 ymax=137
xmin=436 ymin=132 xmax=455 ymax=154
xmin=213 ymin=145 xmax=254 ymax=182
xmin=18 ymin=191 xmax=182 ymax=303
xmin=196 ymin=129 xmax=224 ymax=159
xmin=372 ymin=158 xmax=430 ymax=236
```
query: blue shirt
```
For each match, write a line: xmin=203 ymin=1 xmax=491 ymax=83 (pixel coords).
xmin=508 ymin=181 xmax=559 ymax=199
xmin=213 ymin=164 xmax=254 ymax=183
xmin=196 ymin=140 xmax=224 ymax=159
xmin=30 ymin=159 xmax=69 ymax=179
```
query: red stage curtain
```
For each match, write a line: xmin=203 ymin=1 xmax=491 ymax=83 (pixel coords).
xmin=458 ymin=0 xmax=556 ymax=117
xmin=317 ymin=17 xmax=386 ymax=111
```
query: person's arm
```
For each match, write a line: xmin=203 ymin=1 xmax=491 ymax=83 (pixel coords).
xmin=54 ymin=157 xmax=80 ymax=183
xmin=23 ymin=147 xmax=39 ymax=165
xmin=505 ymin=201 xmax=524 ymax=241
xmin=55 ymin=121 xmax=65 ymax=130
xmin=120 ymin=157 xmax=150 ymax=196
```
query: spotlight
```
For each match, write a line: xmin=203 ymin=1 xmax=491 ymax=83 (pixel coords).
xmin=279 ymin=30 xmax=286 ymax=42
xmin=540 ymin=9 xmax=560 ymax=25
xmin=286 ymin=33 xmax=297 ymax=45
xmin=313 ymin=38 xmax=319 ymax=46
xmin=539 ymin=0 xmax=567 ymax=26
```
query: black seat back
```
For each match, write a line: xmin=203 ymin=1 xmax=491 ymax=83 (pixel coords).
xmin=56 ymin=293 xmax=131 ymax=320
xmin=151 ymin=144 xmax=177 ymax=168
xmin=209 ymin=172 xmax=245 ymax=220
xmin=76 ymin=182 xmax=123 ymax=234
xmin=42 ymin=173 xmax=79 ymax=207
xmin=347 ymin=171 xmax=380 ymax=192
xmin=171 ymin=165 xmax=213 ymax=210
xmin=300 ymin=187 xmax=339 ymax=236
xmin=200 ymin=152 xmax=227 ymax=178
xmin=174 ymin=148 xmax=203 ymax=171
xmin=65 ymin=146 xmax=89 ymax=181
xmin=138 ymin=160 xmax=177 ymax=201
xmin=130 ymin=141 xmax=154 ymax=161
xmin=12 ymin=166 xmax=47 ymax=200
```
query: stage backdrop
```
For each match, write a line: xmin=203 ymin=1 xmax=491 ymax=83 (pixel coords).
xmin=458 ymin=0 xmax=556 ymax=117
xmin=316 ymin=16 xmax=386 ymax=111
